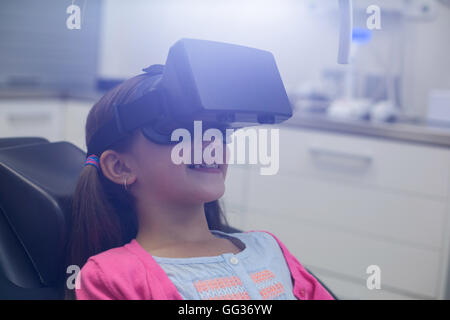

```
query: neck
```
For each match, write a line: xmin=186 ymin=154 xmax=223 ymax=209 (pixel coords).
xmin=135 ymin=199 xmax=216 ymax=251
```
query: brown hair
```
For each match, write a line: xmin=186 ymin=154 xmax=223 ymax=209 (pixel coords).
xmin=65 ymin=74 xmax=229 ymax=299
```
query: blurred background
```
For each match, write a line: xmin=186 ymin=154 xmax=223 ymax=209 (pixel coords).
xmin=0 ymin=0 xmax=449 ymax=299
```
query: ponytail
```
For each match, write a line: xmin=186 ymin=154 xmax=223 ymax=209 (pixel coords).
xmin=65 ymin=153 xmax=137 ymax=299
xmin=68 ymin=163 xmax=137 ymax=269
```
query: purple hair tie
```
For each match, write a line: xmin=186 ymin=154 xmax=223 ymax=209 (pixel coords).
xmin=85 ymin=154 xmax=100 ymax=169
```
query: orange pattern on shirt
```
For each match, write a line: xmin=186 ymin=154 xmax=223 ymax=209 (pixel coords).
xmin=193 ymin=270 xmax=286 ymax=300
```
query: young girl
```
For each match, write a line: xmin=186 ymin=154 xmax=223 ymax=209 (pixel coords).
xmin=67 ymin=69 xmax=334 ymax=300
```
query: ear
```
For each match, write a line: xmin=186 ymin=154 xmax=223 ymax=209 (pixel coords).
xmin=99 ymin=150 xmax=137 ymax=186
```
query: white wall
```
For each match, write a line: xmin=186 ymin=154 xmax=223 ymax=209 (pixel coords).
xmin=401 ymin=1 xmax=450 ymax=118
xmin=98 ymin=0 xmax=341 ymax=93
xmin=98 ymin=0 xmax=450 ymax=118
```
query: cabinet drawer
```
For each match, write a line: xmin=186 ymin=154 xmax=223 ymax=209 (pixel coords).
xmin=306 ymin=269 xmax=421 ymax=300
xmin=277 ymin=128 xmax=450 ymax=198
xmin=0 ymin=100 xmax=64 ymax=141
xmin=244 ymin=211 xmax=441 ymax=298
xmin=245 ymin=173 xmax=447 ymax=249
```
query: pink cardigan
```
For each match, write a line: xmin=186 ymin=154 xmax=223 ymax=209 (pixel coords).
xmin=75 ymin=230 xmax=334 ymax=300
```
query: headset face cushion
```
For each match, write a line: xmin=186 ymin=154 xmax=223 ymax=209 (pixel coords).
xmin=141 ymin=120 xmax=233 ymax=146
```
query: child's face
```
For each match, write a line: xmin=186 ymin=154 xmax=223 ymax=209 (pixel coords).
xmin=128 ymin=130 xmax=228 ymax=206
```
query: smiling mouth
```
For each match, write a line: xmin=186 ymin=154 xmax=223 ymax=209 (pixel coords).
xmin=187 ymin=163 xmax=220 ymax=169
xmin=186 ymin=163 xmax=225 ymax=175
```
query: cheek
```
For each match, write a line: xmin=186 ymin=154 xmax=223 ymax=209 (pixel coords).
xmin=144 ymin=150 xmax=184 ymax=183
xmin=134 ymin=141 xmax=227 ymax=204
xmin=133 ymin=144 xmax=183 ymax=195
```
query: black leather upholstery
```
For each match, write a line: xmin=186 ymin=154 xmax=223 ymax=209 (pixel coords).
xmin=0 ymin=140 xmax=85 ymax=299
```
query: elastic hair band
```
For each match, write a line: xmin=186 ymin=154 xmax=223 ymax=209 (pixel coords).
xmin=84 ymin=154 xmax=100 ymax=169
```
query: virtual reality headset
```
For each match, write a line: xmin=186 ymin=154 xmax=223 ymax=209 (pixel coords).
xmin=87 ymin=38 xmax=293 ymax=156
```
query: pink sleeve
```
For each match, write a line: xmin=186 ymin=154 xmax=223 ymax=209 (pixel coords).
xmin=278 ymin=240 xmax=335 ymax=300
xmin=75 ymin=259 xmax=120 ymax=300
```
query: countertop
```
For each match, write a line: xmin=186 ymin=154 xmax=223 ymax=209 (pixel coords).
xmin=283 ymin=111 xmax=450 ymax=149
xmin=1 ymin=90 xmax=450 ymax=148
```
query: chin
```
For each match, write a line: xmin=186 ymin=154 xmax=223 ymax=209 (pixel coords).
xmin=197 ymin=185 xmax=226 ymax=203
xmin=181 ymin=180 xmax=224 ymax=204
xmin=183 ymin=164 xmax=227 ymax=203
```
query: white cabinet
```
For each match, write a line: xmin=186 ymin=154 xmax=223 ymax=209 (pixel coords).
xmin=277 ymin=128 xmax=450 ymax=198
xmin=0 ymin=99 xmax=65 ymax=142
xmin=223 ymin=126 xmax=450 ymax=299
xmin=0 ymin=98 xmax=93 ymax=151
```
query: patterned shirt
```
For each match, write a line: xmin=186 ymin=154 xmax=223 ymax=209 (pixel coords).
xmin=152 ymin=230 xmax=297 ymax=300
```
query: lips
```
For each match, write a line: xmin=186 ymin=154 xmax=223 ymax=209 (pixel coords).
xmin=186 ymin=163 xmax=224 ymax=174
xmin=187 ymin=163 xmax=220 ymax=169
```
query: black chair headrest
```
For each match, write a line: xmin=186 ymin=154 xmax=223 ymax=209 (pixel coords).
xmin=0 ymin=141 xmax=85 ymax=289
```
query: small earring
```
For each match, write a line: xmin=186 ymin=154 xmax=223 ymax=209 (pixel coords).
xmin=123 ymin=177 xmax=128 ymax=191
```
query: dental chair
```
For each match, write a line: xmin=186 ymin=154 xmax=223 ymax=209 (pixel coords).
xmin=0 ymin=137 xmax=336 ymax=300
xmin=0 ymin=138 xmax=84 ymax=299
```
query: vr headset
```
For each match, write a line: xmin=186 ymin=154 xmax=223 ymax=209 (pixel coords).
xmin=87 ymin=38 xmax=293 ymax=156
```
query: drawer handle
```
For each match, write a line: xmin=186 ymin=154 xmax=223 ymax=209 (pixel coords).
xmin=309 ymin=146 xmax=373 ymax=165
xmin=7 ymin=113 xmax=51 ymax=124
